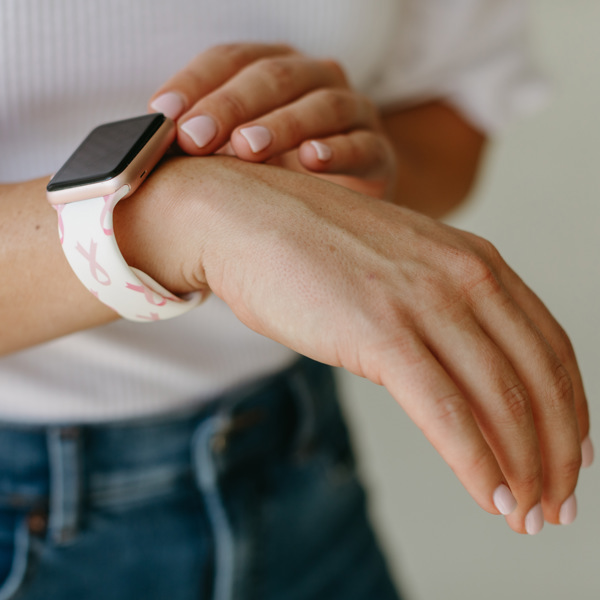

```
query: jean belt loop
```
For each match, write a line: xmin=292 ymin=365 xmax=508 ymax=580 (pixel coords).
xmin=46 ymin=426 xmax=84 ymax=546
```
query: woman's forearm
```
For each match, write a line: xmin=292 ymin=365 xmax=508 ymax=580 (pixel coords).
xmin=383 ymin=100 xmax=487 ymax=218
xmin=0 ymin=156 xmax=340 ymax=356
xmin=0 ymin=178 xmax=120 ymax=355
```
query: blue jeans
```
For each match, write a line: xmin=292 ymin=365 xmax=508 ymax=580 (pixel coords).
xmin=0 ymin=358 xmax=402 ymax=600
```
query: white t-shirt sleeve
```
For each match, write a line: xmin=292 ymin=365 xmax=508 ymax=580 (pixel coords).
xmin=370 ymin=0 xmax=549 ymax=133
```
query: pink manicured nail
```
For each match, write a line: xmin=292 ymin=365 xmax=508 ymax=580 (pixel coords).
xmin=525 ymin=504 xmax=544 ymax=535
xmin=181 ymin=115 xmax=218 ymax=148
xmin=310 ymin=140 xmax=333 ymax=162
xmin=150 ymin=92 xmax=185 ymax=120
xmin=582 ymin=437 xmax=594 ymax=468
xmin=239 ymin=126 xmax=272 ymax=153
xmin=559 ymin=494 xmax=577 ymax=525
xmin=493 ymin=484 xmax=517 ymax=516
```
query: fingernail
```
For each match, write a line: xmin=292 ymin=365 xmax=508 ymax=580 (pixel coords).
xmin=150 ymin=92 xmax=185 ymax=120
xmin=310 ymin=140 xmax=333 ymax=162
xmin=493 ymin=484 xmax=517 ymax=516
xmin=559 ymin=494 xmax=577 ymax=525
xmin=525 ymin=504 xmax=544 ymax=535
xmin=181 ymin=115 xmax=218 ymax=148
xmin=582 ymin=436 xmax=594 ymax=468
xmin=239 ymin=125 xmax=272 ymax=153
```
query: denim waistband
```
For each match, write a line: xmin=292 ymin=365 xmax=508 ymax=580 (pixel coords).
xmin=0 ymin=357 xmax=342 ymax=546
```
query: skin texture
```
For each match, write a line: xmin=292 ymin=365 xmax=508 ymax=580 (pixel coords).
xmin=0 ymin=44 xmax=590 ymax=535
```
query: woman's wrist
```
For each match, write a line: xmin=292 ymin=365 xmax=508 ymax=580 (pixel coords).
xmin=112 ymin=155 xmax=214 ymax=297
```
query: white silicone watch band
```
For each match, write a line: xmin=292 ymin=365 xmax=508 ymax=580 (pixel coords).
xmin=56 ymin=185 xmax=205 ymax=321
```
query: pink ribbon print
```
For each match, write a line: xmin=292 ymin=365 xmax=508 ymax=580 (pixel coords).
xmin=76 ymin=239 xmax=111 ymax=286
xmin=125 ymin=282 xmax=168 ymax=307
xmin=100 ymin=192 xmax=121 ymax=236
xmin=135 ymin=312 xmax=161 ymax=321
xmin=56 ymin=189 xmax=202 ymax=322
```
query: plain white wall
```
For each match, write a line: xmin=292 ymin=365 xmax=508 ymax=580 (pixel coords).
xmin=337 ymin=2 xmax=600 ymax=599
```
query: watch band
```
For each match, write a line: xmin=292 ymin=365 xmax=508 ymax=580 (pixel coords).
xmin=55 ymin=184 xmax=205 ymax=322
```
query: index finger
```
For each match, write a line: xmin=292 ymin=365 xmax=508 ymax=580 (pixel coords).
xmin=149 ymin=43 xmax=296 ymax=119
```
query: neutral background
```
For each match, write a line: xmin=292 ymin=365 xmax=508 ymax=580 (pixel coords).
xmin=337 ymin=2 xmax=600 ymax=599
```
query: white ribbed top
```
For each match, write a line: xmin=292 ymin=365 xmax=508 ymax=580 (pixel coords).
xmin=0 ymin=0 xmax=546 ymax=422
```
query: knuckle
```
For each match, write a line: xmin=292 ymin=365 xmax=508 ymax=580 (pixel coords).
xmin=320 ymin=58 xmax=349 ymax=85
xmin=558 ymin=454 xmax=582 ymax=481
xmin=215 ymin=90 xmax=248 ymax=123
xmin=546 ymin=363 xmax=574 ymax=413
xmin=465 ymin=446 xmax=493 ymax=477
xmin=361 ymin=293 xmax=411 ymax=339
xmin=459 ymin=253 xmax=503 ymax=299
xmin=255 ymin=57 xmax=296 ymax=93
xmin=317 ymin=89 xmax=356 ymax=126
xmin=432 ymin=392 xmax=470 ymax=429
xmin=512 ymin=466 xmax=543 ymax=496
xmin=180 ymin=65 xmax=204 ymax=92
xmin=499 ymin=382 xmax=531 ymax=422
xmin=211 ymin=43 xmax=252 ymax=67
xmin=275 ymin=110 xmax=303 ymax=142
xmin=472 ymin=235 xmax=503 ymax=266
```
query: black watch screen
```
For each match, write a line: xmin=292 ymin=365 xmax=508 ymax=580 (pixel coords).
xmin=47 ymin=113 xmax=166 ymax=192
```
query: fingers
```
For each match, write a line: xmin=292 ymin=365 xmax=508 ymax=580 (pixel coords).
xmin=493 ymin=263 xmax=592 ymax=529
xmin=229 ymin=87 xmax=379 ymax=158
xmin=488 ymin=306 xmax=580 ymax=530
xmin=149 ymin=43 xmax=296 ymax=119
xmin=151 ymin=48 xmax=352 ymax=156
xmin=377 ymin=333 xmax=512 ymax=517
xmin=498 ymin=263 xmax=591 ymax=453
xmin=186 ymin=59 xmax=349 ymax=155
xmin=297 ymin=130 xmax=395 ymax=180
xmin=149 ymin=43 xmax=394 ymax=188
xmin=460 ymin=243 xmax=587 ymax=530
xmin=419 ymin=305 xmax=543 ymax=534
xmin=379 ymin=233 xmax=589 ymax=535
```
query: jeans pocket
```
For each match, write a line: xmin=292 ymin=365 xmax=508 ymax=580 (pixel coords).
xmin=0 ymin=509 xmax=43 ymax=600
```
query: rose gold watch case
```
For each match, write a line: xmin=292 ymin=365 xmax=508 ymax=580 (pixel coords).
xmin=46 ymin=117 xmax=176 ymax=206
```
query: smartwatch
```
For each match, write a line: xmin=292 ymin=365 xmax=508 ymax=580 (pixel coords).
xmin=47 ymin=113 xmax=205 ymax=322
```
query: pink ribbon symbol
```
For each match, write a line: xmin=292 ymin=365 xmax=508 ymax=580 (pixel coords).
xmin=125 ymin=282 xmax=168 ymax=306
xmin=100 ymin=192 xmax=120 ymax=236
xmin=136 ymin=312 xmax=160 ymax=321
xmin=76 ymin=239 xmax=111 ymax=286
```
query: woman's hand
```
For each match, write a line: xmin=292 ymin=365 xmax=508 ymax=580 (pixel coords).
xmin=118 ymin=155 xmax=591 ymax=536
xmin=149 ymin=43 xmax=396 ymax=200
xmin=142 ymin=45 xmax=589 ymax=536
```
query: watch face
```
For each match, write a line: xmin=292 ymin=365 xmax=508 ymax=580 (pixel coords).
xmin=47 ymin=114 xmax=166 ymax=192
